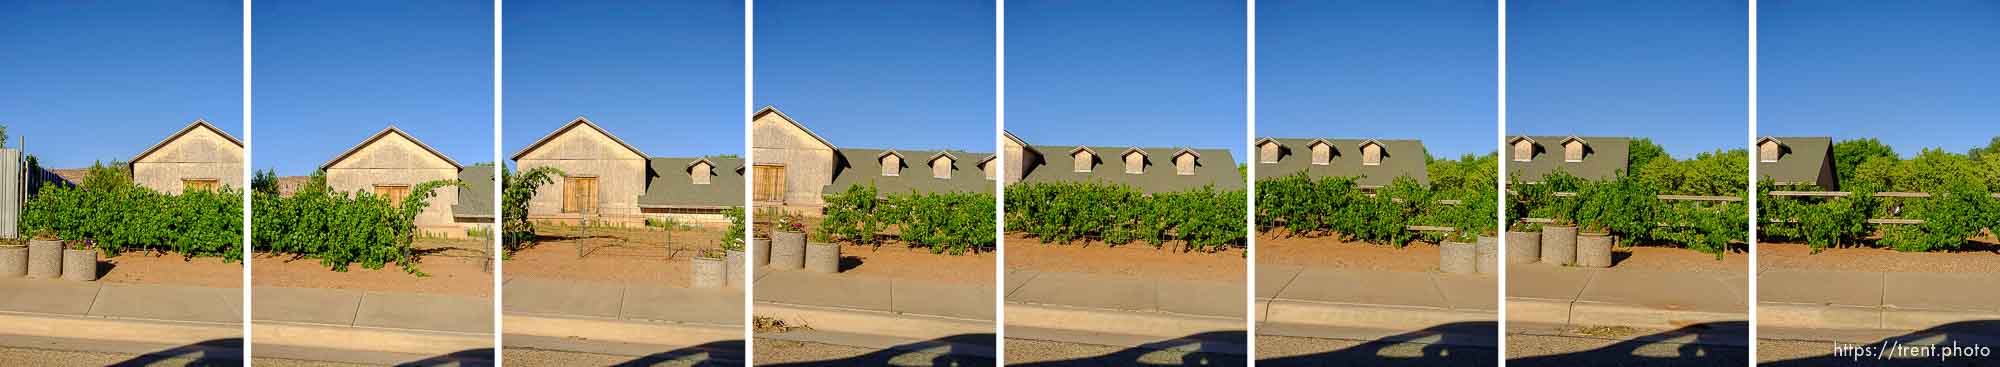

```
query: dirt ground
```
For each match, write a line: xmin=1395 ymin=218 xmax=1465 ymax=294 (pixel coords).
xmin=97 ymin=251 xmax=243 ymax=288
xmin=1255 ymin=233 xmax=1442 ymax=272
xmin=1004 ymin=233 xmax=1245 ymax=282
xmin=821 ymin=242 xmax=995 ymax=286
xmin=503 ymin=224 xmax=728 ymax=288
xmin=1603 ymin=245 xmax=1747 ymax=274
xmin=1758 ymin=241 xmax=2000 ymax=273
xmin=251 ymin=237 xmax=494 ymax=298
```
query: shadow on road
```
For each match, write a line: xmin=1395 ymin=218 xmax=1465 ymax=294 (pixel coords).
xmin=1010 ymin=331 xmax=1247 ymax=367
xmin=609 ymin=340 xmax=744 ymax=366
xmin=399 ymin=348 xmax=495 ymax=366
xmin=1509 ymin=321 xmax=1746 ymax=366
xmin=1762 ymin=320 xmax=2000 ymax=366
xmin=110 ymin=338 xmax=241 ymax=366
xmin=761 ymin=333 xmax=994 ymax=367
xmin=1259 ymin=321 xmax=1496 ymax=367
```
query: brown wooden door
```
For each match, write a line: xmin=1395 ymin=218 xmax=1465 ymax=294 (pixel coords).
xmin=374 ymin=185 xmax=411 ymax=208
xmin=753 ymin=165 xmax=784 ymax=203
xmin=183 ymin=179 xmax=219 ymax=192
xmin=563 ymin=177 xmax=598 ymax=213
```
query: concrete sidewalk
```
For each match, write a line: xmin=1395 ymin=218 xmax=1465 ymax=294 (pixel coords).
xmin=252 ymin=286 xmax=493 ymax=364
xmin=1004 ymin=269 xmax=1247 ymax=354
xmin=754 ymin=268 xmax=994 ymax=343
xmin=0 ymin=278 xmax=242 ymax=352
xmin=502 ymin=276 xmax=743 ymax=358
xmin=1759 ymin=270 xmax=2000 ymax=333
xmin=1255 ymin=265 xmax=1496 ymax=346
xmin=1507 ymin=263 xmax=1748 ymax=330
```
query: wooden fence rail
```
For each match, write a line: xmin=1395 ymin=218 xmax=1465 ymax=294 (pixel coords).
xmin=1767 ymin=191 xmax=2000 ymax=199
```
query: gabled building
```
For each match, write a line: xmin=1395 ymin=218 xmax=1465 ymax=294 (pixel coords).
xmin=322 ymin=126 xmax=465 ymax=229
xmin=130 ymin=119 xmax=244 ymax=194
xmin=1505 ymin=135 xmax=1630 ymax=183
xmin=1002 ymin=130 xmax=1242 ymax=194
xmin=752 ymin=106 xmax=994 ymax=208
xmin=1756 ymin=136 xmax=1836 ymax=190
xmin=510 ymin=117 xmax=744 ymax=224
xmin=1252 ymin=137 xmax=1428 ymax=188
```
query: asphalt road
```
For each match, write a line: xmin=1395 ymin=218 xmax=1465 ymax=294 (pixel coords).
xmin=0 ymin=346 xmax=237 ymax=367
xmin=1004 ymin=338 xmax=1245 ymax=366
xmin=1506 ymin=333 xmax=1747 ymax=366
xmin=1257 ymin=334 xmax=1497 ymax=367
xmin=755 ymin=338 xmax=993 ymax=366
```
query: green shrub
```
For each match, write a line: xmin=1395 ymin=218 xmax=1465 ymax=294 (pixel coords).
xmin=21 ymin=163 xmax=243 ymax=260
xmin=1005 ymin=182 xmax=1244 ymax=252
xmin=252 ymin=172 xmax=460 ymax=275
xmin=501 ymin=166 xmax=562 ymax=256
xmin=820 ymin=185 xmax=996 ymax=255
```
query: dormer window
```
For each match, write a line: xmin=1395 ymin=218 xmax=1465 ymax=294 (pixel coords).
xmin=929 ymin=153 xmax=955 ymax=179
xmin=1172 ymin=149 xmax=1199 ymax=176
xmin=979 ymin=157 xmax=996 ymax=180
xmin=1308 ymin=140 xmax=1332 ymax=165
xmin=879 ymin=151 xmax=903 ymax=176
xmin=1070 ymin=147 xmax=1096 ymax=172
xmin=1511 ymin=138 xmax=1534 ymax=162
xmin=1759 ymin=138 xmax=1782 ymax=162
xmin=690 ymin=160 xmax=713 ymax=185
xmin=1121 ymin=148 xmax=1148 ymax=174
xmin=1257 ymin=140 xmax=1280 ymax=164
xmin=1360 ymin=140 xmax=1383 ymax=166
xmin=1561 ymin=137 xmax=1586 ymax=163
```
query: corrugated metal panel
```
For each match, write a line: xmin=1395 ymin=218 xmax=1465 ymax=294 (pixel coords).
xmin=0 ymin=149 xmax=20 ymax=239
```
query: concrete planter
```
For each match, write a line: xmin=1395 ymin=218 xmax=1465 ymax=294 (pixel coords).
xmin=0 ymin=246 xmax=25 ymax=278
xmin=1475 ymin=235 xmax=1498 ymax=274
xmin=691 ymin=254 xmax=725 ymax=288
xmin=1539 ymin=225 xmax=1577 ymax=266
xmin=62 ymin=248 xmax=97 ymax=282
xmin=27 ymin=240 xmax=62 ymax=279
xmin=805 ymin=242 xmax=840 ymax=274
xmin=752 ymin=237 xmax=771 ymax=267
xmin=725 ymin=249 xmax=745 ymax=288
xmin=769 ymin=231 xmax=806 ymax=269
xmin=1576 ymin=232 xmax=1614 ymax=268
xmin=1439 ymin=241 xmax=1476 ymax=274
xmin=1505 ymin=231 xmax=1540 ymax=264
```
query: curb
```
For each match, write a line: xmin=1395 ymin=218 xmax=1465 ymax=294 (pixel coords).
xmin=0 ymin=311 xmax=240 ymax=347
xmin=1759 ymin=302 xmax=2000 ymax=332
xmin=1506 ymin=297 xmax=1745 ymax=330
xmin=753 ymin=301 xmax=993 ymax=341
xmin=1004 ymin=302 xmax=1244 ymax=344
xmin=251 ymin=321 xmax=492 ymax=359
xmin=1257 ymin=298 xmax=1494 ymax=332
xmin=503 ymin=312 xmax=741 ymax=349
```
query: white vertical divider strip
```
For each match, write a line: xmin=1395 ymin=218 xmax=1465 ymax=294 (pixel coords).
xmin=1243 ymin=0 xmax=1257 ymax=363
xmin=241 ymin=0 xmax=254 ymax=359
xmin=1746 ymin=0 xmax=1759 ymax=362
xmin=994 ymin=0 xmax=1007 ymax=363
xmin=743 ymin=0 xmax=757 ymax=362
xmin=1495 ymin=0 xmax=1508 ymax=363
xmin=491 ymin=0 xmax=505 ymax=362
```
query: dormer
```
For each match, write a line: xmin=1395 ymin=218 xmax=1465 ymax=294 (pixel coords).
xmin=1171 ymin=149 xmax=1200 ymax=176
xmin=1758 ymin=137 xmax=1785 ymax=163
xmin=928 ymin=152 xmax=957 ymax=179
xmin=1359 ymin=139 xmax=1385 ymax=166
xmin=1069 ymin=146 xmax=1097 ymax=172
xmin=1560 ymin=136 xmax=1588 ymax=162
xmin=688 ymin=158 xmax=715 ymax=185
xmin=878 ymin=150 xmax=904 ymax=176
xmin=1509 ymin=136 xmax=1537 ymax=162
xmin=1255 ymin=138 xmax=1282 ymax=164
xmin=977 ymin=155 xmax=996 ymax=181
xmin=1307 ymin=139 xmax=1334 ymax=165
xmin=1120 ymin=148 xmax=1149 ymax=174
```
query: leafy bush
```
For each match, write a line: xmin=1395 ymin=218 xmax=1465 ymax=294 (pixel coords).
xmin=720 ymin=207 xmax=745 ymax=251
xmin=1006 ymin=182 xmax=1244 ymax=252
xmin=1512 ymin=150 xmax=1749 ymax=258
xmin=21 ymin=162 xmax=243 ymax=260
xmin=818 ymin=185 xmax=996 ymax=255
xmin=1758 ymin=143 xmax=2000 ymax=252
xmin=1258 ymin=154 xmax=1497 ymax=246
xmin=252 ymin=172 xmax=460 ymax=274
xmin=501 ymin=166 xmax=562 ymax=256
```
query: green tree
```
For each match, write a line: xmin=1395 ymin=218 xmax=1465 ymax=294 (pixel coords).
xmin=1625 ymin=138 xmax=1668 ymax=176
xmin=1833 ymin=138 xmax=1898 ymax=187
xmin=1967 ymin=136 xmax=2000 ymax=160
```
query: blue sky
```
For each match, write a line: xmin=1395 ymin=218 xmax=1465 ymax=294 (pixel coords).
xmin=254 ymin=0 xmax=492 ymax=175
xmin=1760 ymin=1 xmax=2000 ymax=157
xmin=505 ymin=0 xmax=742 ymax=161
xmin=0 ymin=1 xmax=242 ymax=168
xmin=1007 ymin=0 xmax=1246 ymax=162
xmin=1258 ymin=0 xmax=1495 ymax=159
xmin=754 ymin=0 xmax=993 ymax=152
xmin=1508 ymin=0 xmax=1748 ymax=158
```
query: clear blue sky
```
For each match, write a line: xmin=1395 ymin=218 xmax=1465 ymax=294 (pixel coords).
xmin=1258 ymin=0 xmax=1495 ymax=159
xmin=1760 ymin=1 xmax=2000 ymax=157
xmin=505 ymin=0 xmax=742 ymax=160
xmin=754 ymin=0 xmax=993 ymax=152
xmin=0 ymin=1 xmax=242 ymax=168
xmin=1508 ymin=0 xmax=1747 ymax=158
xmin=254 ymin=0 xmax=492 ymax=175
xmin=1007 ymin=0 xmax=1245 ymax=162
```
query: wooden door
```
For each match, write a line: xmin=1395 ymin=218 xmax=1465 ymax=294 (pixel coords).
xmin=183 ymin=179 xmax=220 ymax=192
xmin=563 ymin=177 xmax=598 ymax=213
xmin=753 ymin=165 xmax=785 ymax=203
xmin=374 ymin=185 xmax=411 ymax=207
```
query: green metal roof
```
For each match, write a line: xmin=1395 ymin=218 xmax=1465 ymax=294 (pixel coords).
xmin=453 ymin=164 xmax=495 ymax=218
xmin=1018 ymin=145 xmax=1245 ymax=194
xmin=1252 ymin=138 xmax=1429 ymax=187
xmin=639 ymin=156 xmax=745 ymax=208
xmin=1757 ymin=136 xmax=1836 ymax=189
xmin=827 ymin=148 xmax=995 ymax=196
xmin=1504 ymin=136 xmax=1630 ymax=182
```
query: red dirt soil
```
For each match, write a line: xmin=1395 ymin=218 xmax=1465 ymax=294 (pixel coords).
xmin=1255 ymin=233 xmax=1440 ymax=272
xmin=251 ymin=237 xmax=494 ymax=298
xmin=1605 ymin=245 xmax=1747 ymax=274
xmin=1759 ymin=241 xmax=2000 ymax=273
xmin=1004 ymin=233 xmax=1245 ymax=282
xmin=99 ymin=252 xmax=243 ymax=288
xmin=502 ymin=224 xmax=725 ymax=288
xmin=827 ymin=242 xmax=995 ymax=286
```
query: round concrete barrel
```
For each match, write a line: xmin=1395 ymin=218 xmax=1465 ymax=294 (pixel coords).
xmin=769 ymin=231 xmax=807 ymax=269
xmin=1475 ymin=236 xmax=1498 ymax=274
xmin=1577 ymin=233 xmax=1614 ymax=268
xmin=61 ymin=248 xmax=96 ymax=281
xmin=752 ymin=238 xmax=771 ymax=267
xmin=27 ymin=240 xmax=62 ymax=279
xmin=691 ymin=255 xmax=725 ymax=288
xmin=1506 ymin=231 xmax=1540 ymax=264
xmin=0 ymin=246 xmax=26 ymax=277
xmin=1439 ymin=241 xmax=1476 ymax=274
xmin=1539 ymin=225 xmax=1577 ymax=266
xmin=725 ymin=249 xmax=745 ymax=288
xmin=805 ymin=242 xmax=840 ymax=274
